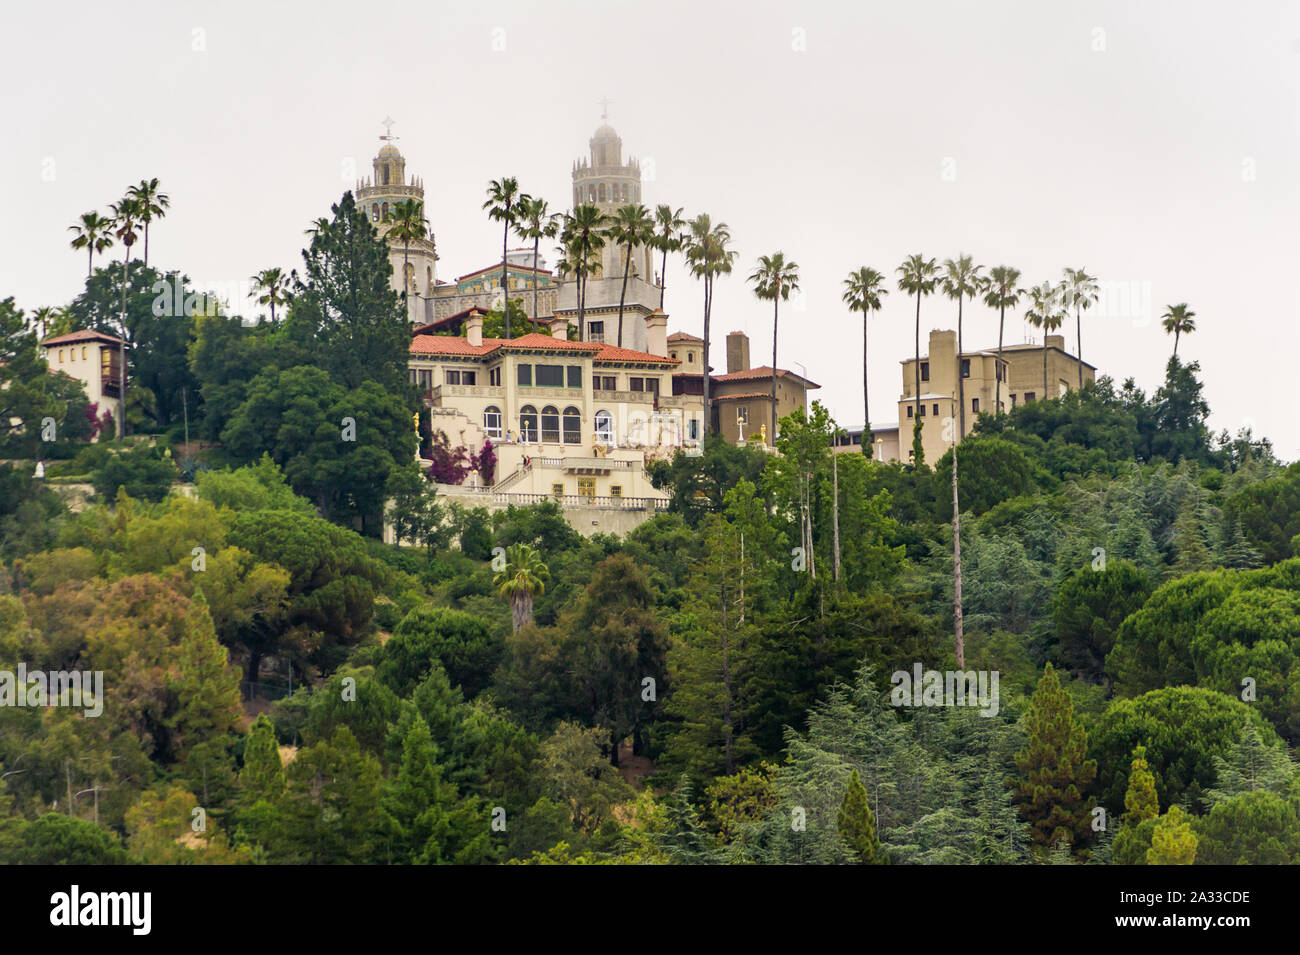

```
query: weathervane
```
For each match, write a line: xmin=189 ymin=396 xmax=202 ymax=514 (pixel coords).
xmin=598 ymin=97 xmax=611 ymax=122
xmin=380 ymin=116 xmax=398 ymax=142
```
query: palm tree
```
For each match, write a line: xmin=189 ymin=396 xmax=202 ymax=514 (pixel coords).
xmin=306 ymin=216 xmax=331 ymax=238
xmin=68 ymin=211 xmax=116 ymax=280
xmin=842 ymin=267 xmax=889 ymax=456
xmin=559 ymin=204 xmax=608 ymax=341
xmin=483 ymin=178 xmax=523 ymax=338
xmin=896 ymin=254 xmax=939 ymax=467
xmin=609 ymin=204 xmax=655 ymax=347
xmin=685 ymin=214 xmax=738 ymax=438
xmin=109 ymin=195 xmax=143 ymax=441
xmin=127 ymin=178 xmax=169 ymax=267
xmin=982 ymin=266 xmax=1022 ymax=415
xmin=1025 ymin=281 xmax=1067 ymax=399
xmin=940 ymin=255 xmax=986 ymax=440
xmin=385 ymin=198 xmax=429 ymax=315
xmin=249 ymin=267 xmax=292 ymax=325
xmin=493 ymin=543 xmax=550 ymax=632
xmin=1161 ymin=303 xmax=1196 ymax=358
xmin=650 ymin=204 xmax=687 ymax=311
xmin=748 ymin=253 xmax=801 ymax=445
xmin=1062 ymin=267 xmax=1099 ymax=388
xmin=515 ymin=196 xmax=560 ymax=331
xmin=30 ymin=307 xmax=63 ymax=340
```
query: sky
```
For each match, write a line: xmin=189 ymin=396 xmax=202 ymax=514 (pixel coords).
xmin=3 ymin=0 xmax=1297 ymax=459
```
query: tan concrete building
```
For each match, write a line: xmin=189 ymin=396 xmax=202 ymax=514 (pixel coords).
xmin=409 ymin=311 xmax=709 ymax=527
xmin=38 ymin=329 xmax=126 ymax=439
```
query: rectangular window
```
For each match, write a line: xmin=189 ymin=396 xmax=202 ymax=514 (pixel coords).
xmin=645 ymin=377 xmax=659 ymax=395
xmin=629 ymin=377 xmax=644 ymax=392
xmin=1010 ymin=394 xmax=1017 ymax=407
xmin=462 ymin=371 xmax=476 ymax=386
xmin=551 ymin=482 xmax=564 ymax=499
xmin=601 ymin=376 xmax=617 ymax=391
xmin=610 ymin=485 xmax=622 ymax=498
xmin=1025 ymin=391 xmax=1036 ymax=402
xmin=517 ymin=364 xmax=532 ymax=386
xmin=919 ymin=405 xmax=926 ymax=417
xmin=972 ymin=397 xmax=980 ymax=413
xmin=907 ymin=406 xmax=913 ymax=418
xmin=588 ymin=321 xmax=604 ymax=342
xmin=933 ymin=404 xmax=939 ymax=416
xmin=445 ymin=370 xmax=461 ymax=385
xmin=567 ymin=365 xmax=582 ymax=388
xmin=535 ymin=364 xmax=564 ymax=387
xmin=489 ymin=367 xmax=501 ymax=386
xmin=419 ymin=369 xmax=432 ymax=390
xmin=688 ymin=419 xmax=699 ymax=440
xmin=920 ymin=361 xmax=929 ymax=382
xmin=738 ymin=405 xmax=749 ymax=423
xmin=577 ymin=477 xmax=596 ymax=500
xmin=961 ymin=359 xmax=971 ymax=378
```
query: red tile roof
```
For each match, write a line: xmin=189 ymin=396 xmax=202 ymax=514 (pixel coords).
xmin=714 ymin=365 xmax=820 ymax=389
xmin=667 ymin=331 xmax=703 ymax=343
xmin=40 ymin=329 xmax=125 ymax=347
xmin=714 ymin=392 xmax=775 ymax=401
xmin=410 ymin=332 xmax=677 ymax=365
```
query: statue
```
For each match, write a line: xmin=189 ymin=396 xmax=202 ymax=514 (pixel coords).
xmin=760 ymin=422 xmax=767 ymax=444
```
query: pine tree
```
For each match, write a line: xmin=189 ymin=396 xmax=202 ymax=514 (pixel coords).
xmin=239 ymin=714 xmax=285 ymax=804
xmin=838 ymin=768 xmax=879 ymax=863
xmin=1123 ymin=744 xmax=1160 ymax=823
xmin=1014 ymin=663 xmax=1098 ymax=850
xmin=1147 ymin=806 xmax=1197 ymax=865
xmin=1205 ymin=722 xmax=1295 ymax=807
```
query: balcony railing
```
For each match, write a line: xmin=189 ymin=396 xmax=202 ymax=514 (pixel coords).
xmin=494 ymin=492 xmax=667 ymax=511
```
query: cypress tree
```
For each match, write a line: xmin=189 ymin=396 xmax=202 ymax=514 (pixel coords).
xmin=1014 ymin=663 xmax=1097 ymax=850
xmin=1147 ymin=806 xmax=1197 ymax=865
xmin=1123 ymin=744 xmax=1160 ymax=823
xmin=240 ymin=714 xmax=285 ymax=803
xmin=838 ymin=769 xmax=879 ymax=864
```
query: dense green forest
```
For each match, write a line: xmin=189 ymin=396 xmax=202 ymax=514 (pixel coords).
xmin=3 ymin=185 xmax=1299 ymax=866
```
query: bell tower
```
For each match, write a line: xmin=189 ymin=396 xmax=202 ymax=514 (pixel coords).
xmin=355 ymin=118 xmax=438 ymax=324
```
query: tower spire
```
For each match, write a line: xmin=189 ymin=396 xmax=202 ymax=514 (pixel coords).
xmin=380 ymin=115 xmax=398 ymax=144
xmin=597 ymin=97 xmax=611 ymax=122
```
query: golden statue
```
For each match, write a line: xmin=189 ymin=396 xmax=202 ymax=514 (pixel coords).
xmin=760 ymin=422 xmax=767 ymax=444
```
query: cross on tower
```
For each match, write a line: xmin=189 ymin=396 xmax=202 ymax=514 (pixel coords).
xmin=598 ymin=97 xmax=611 ymax=121
xmin=380 ymin=116 xmax=397 ymax=142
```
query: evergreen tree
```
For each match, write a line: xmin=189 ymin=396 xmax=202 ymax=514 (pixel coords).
xmin=1146 ymin=805 xmax=1197 ymax=865
xmin=837 ymin=768 xmax=879 ymax=863
xmin=1204 ymin=722 xmax=1295 ymax=807
xmin=1014 ymin=663 xmax=1098 ymax=849
xmin=239 ymin=714 xmax=284 ymax=803
xmin=1123 ymin=744 xmax=1159 ymax=823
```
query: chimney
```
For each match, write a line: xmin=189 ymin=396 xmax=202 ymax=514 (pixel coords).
xmin=549 ymin=313 xmax=569 ymax=340
xmin=465 ymin=309 xmax=484 ymax=347
xmin=1045 ymin=334 xmax=1065 ymax=352
xmin=726 ymin=331 xmax=750 ymax=374
xmin=644 ymin=310 xmax=668 ymax=357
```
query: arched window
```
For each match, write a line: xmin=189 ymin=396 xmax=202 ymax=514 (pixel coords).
xmin=483 ymin=406 xmax=502 ymax=438
xmin=562 ymin=407 xmax=581 ymax=444
xmin=519 ymin=405 xmax=538 ymax=442
xmin=594 ymin=410 xmax=614 ymax=445
xmin=381 ymin=201 xmax=389 ymax=220
xmin=540 ymin=405 xmax=560 ymax=443
xmin=426 ymin=266 xmax=433 ymax=294
xmin=597 ymin=184 xmax=606 ymax=203
xmin=372 ymin=203 xmax=380 ymax=222
xmin=381 ymin=166 xmax=390 ymax=186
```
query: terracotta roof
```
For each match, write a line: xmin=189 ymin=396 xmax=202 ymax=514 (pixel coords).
xmin=40 ymin=329 xmax=124 ymax=347
xmin=591 ymin=344 xmax=678 ymax=365
xmin=412 ymin=307 xmax=488 ymax=336
xmin=456 ymin=262 xmax=552 ymax=281
xmin=409 ymin=332 xmax=676 ymax=365
xmin=713 ymin=365 xmax=820 ymax=389
xmin=714 ymin=392 xmax=774 ymax=401
xmin=667 ymin=331 xmax=703 ymax=343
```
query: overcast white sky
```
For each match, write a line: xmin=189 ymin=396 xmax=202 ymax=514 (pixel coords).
xmin=3 ymin=0 xmax=1297 ymax=459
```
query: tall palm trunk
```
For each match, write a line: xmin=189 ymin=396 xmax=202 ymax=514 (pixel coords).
xmin=702 ymin=277 xmax=712 ymax=437
xmin=86 ymin=247 xmax=93 ymax=280
xmin=1042 ymin=346 xmax=1048 ymax=400
xmin=142 ymin=223 xmax=149 ymax=268
xmin=996 ymin=304 xmax=1006 ymax=414
xmin=913 ymin=292 xmax=923 ymax=464
xmin=1173 ymin=329 xmax=1180 ymax=358
xmin=511 ymin=592 xmax=533 ymax=632
xmin=617 ymin=243 xmax=632 ymax=347
xmin=402 ymin=241 xmax=411 ymax=320
xmin=1075 ymin=305 xmax=1083 ymax=388
xmin=861 ymin=308 xmax=871 ymax=456
xmin=118 ymin=252 xmax=131 ymax=441
xmin=501 ymin=219 xmax=510 ymax=339
xmin=770 ymin=295 xmax=779 ymax=445
xmin=952 ymin=442 xmax=964 ymax=668
xmin=956 ymin=296 xmax=966 ymax=439
xmin=659 ymin=244 xmax=669 ymax=310
xmin=832 ymin=449 xmax=841 ymax=580
xmin=531 ymin=237 xmax=541 ymax=332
